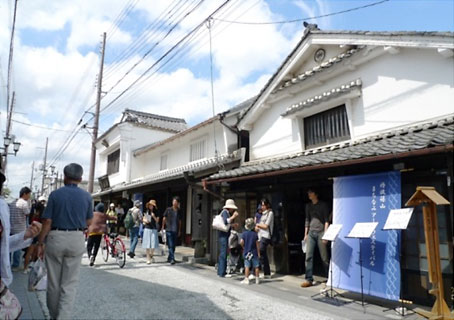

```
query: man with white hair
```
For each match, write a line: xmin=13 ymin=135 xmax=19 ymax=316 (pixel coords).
xmin=37 ymin=163 xmax=93 ymax=319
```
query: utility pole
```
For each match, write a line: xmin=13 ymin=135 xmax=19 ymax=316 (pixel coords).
xmin=6 ymin=0 xmax=18 ymax=119
xmin=88 ymin=32 xmax=106 ymax=194
xmin=40 ymin=137 xmax=48 ymax=195
xmin=30 ymin=161 xmax=35 ymax=189
xmin=4 ymin=92 xmax=15 ymax=171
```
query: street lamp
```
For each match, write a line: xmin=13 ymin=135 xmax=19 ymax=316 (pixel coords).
xmin=1 ymin=135 xmax=21 ymax=156
xmin=3 ymin=136 xmax=11 ymax=147
xmin=13 ymin=141 xmax=21 ymax=155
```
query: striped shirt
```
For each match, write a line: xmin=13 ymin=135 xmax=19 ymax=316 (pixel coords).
xmin=9 ymin=198 xmax=30 ymax=235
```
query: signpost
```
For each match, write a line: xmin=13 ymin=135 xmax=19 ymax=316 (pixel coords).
xmin=406 ymin=187 xmax=453 ymax=320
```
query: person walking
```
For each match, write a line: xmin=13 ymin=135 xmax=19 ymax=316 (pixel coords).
xmin=301 ymin=188 xmax=330 ymax=288
xmin=23 ymin=196 xmax=47 ymax=273
xmin=87 ymin=203 xmax=117 ymax=267
xmin=36 ymin=163 xmax=93 ymax=319
xmin=142 ymin=200 xmax=160 ymax=264
xmin=128 ymin=200 xmax=142 ymax=258
xmin=240 ymin=218 xmax=260 ymax=285
xmin=106 ymin=203 xmax=117 ymax=234
xmin=217 ymin=199 xmax=239 ymax=277
xmin=1 ymin=165 xmax=42 ymax=319
xmin=255 ymin=198 xmax=274 ymax=279
xmin=115 ymin=203 xmax=125 ymax=234
xmin=162 ymin=196 xmax=181 ymax=265
xmin=9 ymin=186 xmax=32 ymax=271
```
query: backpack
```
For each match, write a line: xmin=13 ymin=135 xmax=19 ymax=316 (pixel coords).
xmin=124 ymin=209 xmax=134 ymax=229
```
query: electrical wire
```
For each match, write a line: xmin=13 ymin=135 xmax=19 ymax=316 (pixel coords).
xmin=99 ymin=0 xmax=232 ymax=115
xmin=212 ymin=0 xmax=390 ymax=25
xmin=11 ymin=119 xmax=90 ymax=133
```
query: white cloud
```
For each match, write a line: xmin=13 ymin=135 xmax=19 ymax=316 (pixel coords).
xmin=1 ymin=0 xmax=309 ymax=196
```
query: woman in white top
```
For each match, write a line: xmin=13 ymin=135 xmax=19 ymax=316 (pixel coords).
xmin=0 ymin=172 xmax=41 ymax=289
xmin=255 ymin=198 xmax=274 ymax=279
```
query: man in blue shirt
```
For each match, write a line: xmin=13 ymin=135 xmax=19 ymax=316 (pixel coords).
xmin=162 ymin=196 xmax=182 ymax=265
xmin=37 ymin=163 xmax=93 ymax=319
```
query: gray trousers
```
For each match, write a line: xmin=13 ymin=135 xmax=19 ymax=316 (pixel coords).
xmin=45 ymin=230 xmax=85 ymax=319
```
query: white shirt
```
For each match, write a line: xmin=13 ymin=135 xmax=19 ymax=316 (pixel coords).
xmin=0 ymin=197 xmax=32 ymax=286
xmin=258 ymin=210 xmax=274 ymax=240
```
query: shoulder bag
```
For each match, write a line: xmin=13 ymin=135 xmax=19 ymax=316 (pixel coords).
xmin=0 ymin=220 xmax=23 ymax=319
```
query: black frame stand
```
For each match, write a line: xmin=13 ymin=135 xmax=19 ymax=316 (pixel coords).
xmin=358 ymin=238 xmax=365 ymax=307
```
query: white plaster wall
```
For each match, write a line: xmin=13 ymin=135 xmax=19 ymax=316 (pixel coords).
xmin=96 ymin=123 xmax=176 ymax=186
xmin=249 ymin=47 xmax=454 ymax=161
xmin=131 ymin=121 xmax=236 ymax=180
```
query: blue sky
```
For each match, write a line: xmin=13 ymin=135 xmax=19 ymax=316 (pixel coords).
xmin=1 ymin=0 xmax=453 ymax=195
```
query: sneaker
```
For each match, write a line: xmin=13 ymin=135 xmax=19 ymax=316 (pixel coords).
xmin=89 ymin=256 xmax=95 ymax=267
xmin=312 ymin=280 xmax=319 ymax=286
xmin=255 ymin=277 xmax=260 ymax=285
xmin=301 ymin=280 xmax=312 ymax=288
xmin=240 ymin=278 xmax=250 ymax=285
xmin=225 ymin=274 xmax=233 ymax=278
xmin=127 ymin=252 xmax=134 ymax=258
xmin=22 ymin=268 xmax=30 ymax=274
xmin=170 ymin=260 xmax=176 ymax=265
xmin=248 ymin=274 xmax=255 ymax=280
xmin=146 ymin=260 xmax=151 ymax=265
xmin=264 ymin=275 xmax=271 ymax=280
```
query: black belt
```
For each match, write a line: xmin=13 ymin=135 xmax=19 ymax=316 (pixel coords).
xmin=51 ymin=227 xmax=84 ymax=232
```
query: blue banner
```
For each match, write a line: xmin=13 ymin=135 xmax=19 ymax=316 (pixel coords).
xmin=330 ymin=171 xmax=401 ymax=301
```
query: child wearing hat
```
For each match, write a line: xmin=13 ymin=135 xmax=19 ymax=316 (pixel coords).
xmin=240 ymin=218 xmax=260 ymax=285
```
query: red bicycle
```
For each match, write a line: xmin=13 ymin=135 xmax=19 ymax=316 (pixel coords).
xmin=101 ymin=233 xmax=126 ymax=268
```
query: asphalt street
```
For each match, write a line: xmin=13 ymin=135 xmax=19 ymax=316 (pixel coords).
xmin=33 ymin=242 xmax=424 ymax=320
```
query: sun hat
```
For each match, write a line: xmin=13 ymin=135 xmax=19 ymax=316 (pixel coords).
xmin=147 ymin=199 xmax=158 ymax=209
xmin=109 ymin=203 xmax=115 ymax=207
xmin=245 ymin=218 xmax=255 ymax=231
xmin=223 ymin=199 xmax=238 ymax=210
xmin=63 ymin=163 xmax=83 ymax=180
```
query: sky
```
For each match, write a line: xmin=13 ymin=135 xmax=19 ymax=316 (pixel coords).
xmin=0 ymin=0 xmax=453 ymax=197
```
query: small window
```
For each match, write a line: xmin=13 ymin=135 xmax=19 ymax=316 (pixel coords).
xmin=160 ymin=154 xmax=168 ymax=171
xmin=107 ymin=149 xmax=120 ymax=175
xmin=190 ymin=140 xmax=206 ymax=162
xmin=304 ymin=104 xmax=350 ymax=149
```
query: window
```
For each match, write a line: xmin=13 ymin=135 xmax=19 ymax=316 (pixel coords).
xmin=190 ymin=139 xmax=206 ymax=162
xmin=304 ymin=104 xmax=350 ymax=149
xmin=107 ymin=149 xmax=120 ymax=175
xmin=160 ymin=154 xmax=168 ymax=171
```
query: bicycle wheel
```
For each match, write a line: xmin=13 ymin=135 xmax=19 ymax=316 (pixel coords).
xmin=101 ymin=236 xmax=109 ymax=262
xmin=114 ymin=238 xmax=126 ymax=268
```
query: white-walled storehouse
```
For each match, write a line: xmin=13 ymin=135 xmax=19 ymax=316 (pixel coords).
xmin=205 ymin=27 xmax=454 ymax=306
xmin=95 ymin=109 xmax=187 ymax=191
xmin=94 ymin=100 xmax=252 ymax=248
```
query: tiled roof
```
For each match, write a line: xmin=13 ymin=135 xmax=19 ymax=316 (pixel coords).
xmin=282 ymin=79 xmax=362 ymax=117
xmin=207 ymin=117 xmax=454 ymax=181
xmin=122 ymin=109 xmax=188 ymax=133
xmin=93 ymin=152 xmax=243 ymax=197
xmin=274 ymin=47 xmax=363 ymax=94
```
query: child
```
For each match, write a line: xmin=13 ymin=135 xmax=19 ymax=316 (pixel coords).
xmin=240 ymin=218 xmax=260 ymax=285
xmin=254 ymin=204 xmax=262 ymax=225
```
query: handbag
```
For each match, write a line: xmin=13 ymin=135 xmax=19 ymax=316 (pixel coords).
xmin=212 ymin=213 xmax=229 ymax=232
xmin=0 ymin=221 xmax=23 ymax=319
xmin=28 ymin=259 xmax=47 ymax=291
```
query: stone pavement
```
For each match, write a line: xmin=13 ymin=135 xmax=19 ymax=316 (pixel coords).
xmin=9 ymin=271 xmax=45 ymax=320
xmin=11 ymin=238 xmax=430 ymax=319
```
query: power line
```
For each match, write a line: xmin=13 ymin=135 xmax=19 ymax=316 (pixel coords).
xmin=102 ymin=0 xmax=205 ymax=99
xmin=213 ymin=0 xmax=390 ymax=25
xmin=100 ymin=0 xmax=233 ymax=115
xmin=11 ymin=119 xmax=90 ymax=133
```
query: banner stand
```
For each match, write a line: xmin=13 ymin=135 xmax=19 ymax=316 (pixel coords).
xmin=311 ymin=224 xmax=344 ymax=304
xmin=382 ymin=208 xmax=415 ymax=317
xmin=346 ymin=222 xmax=379 ymax=308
